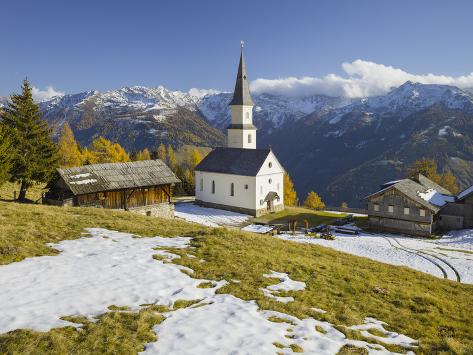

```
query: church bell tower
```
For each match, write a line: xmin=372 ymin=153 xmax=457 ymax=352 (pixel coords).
xmin=227 ymin=42 xmax=256 ymax=149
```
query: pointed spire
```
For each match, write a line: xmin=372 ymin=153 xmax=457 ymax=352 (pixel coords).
xmin=229 ymin=42 xmax=254 ymax=106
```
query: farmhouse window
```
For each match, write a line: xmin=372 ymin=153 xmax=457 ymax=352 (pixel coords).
xmin=404 ymin=207 xmax=410 ymax=215
xmin=212 ymin=180 xmax=215 ymax=194
xmin=420 ymin=209 xmax=426 ymax=217
xmin=230 ymin=183 xmax=234 ymax=196
xmin=373 ymin=203 xmax=379 ymax=211
xmin=388 ymin=205 xmax=394 ymax=213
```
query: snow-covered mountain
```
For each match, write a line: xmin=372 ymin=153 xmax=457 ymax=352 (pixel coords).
xmin=4 ymin=81 xmax=473 ymax=206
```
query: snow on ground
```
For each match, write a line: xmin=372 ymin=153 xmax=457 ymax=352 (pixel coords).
xmin=144 ymin=295 xmax=413 ymax=355
xmin=277 ymin=229 xmax=473 ymax=284
xmin=0 ymin=228 xmax=224 ymax=334
xmin=174 ymin=203 xmax=250 ymax=227
xmin=242 ymin=224 xmax=275 ymax=234
xmin=0 ymin=227 xmax=418 ymax=354
xmin=260 ymin=271 xmax=306 ymax=303
xmin=324 ymin=210 xmax=368 ymax=217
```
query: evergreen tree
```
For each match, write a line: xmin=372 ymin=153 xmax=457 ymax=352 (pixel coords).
xmin=283 ymin=173 xmax=298 ymax=206
xmin=1 ymin=79 xmax=58 ymax=200
xmin=0 ymin=123 xmax=13 ymax=186
xmin=167 ymin=145 xmax=177 ymax=172
xmin=91 ymin=136 xmax=130 ymax=163
xmin=57 ymin=123 xmax=83 ymax=167
xmin=303 ymin=191 xmax=325 ymax=210
xmin=156 ymin=143 xmax=166 ymax=162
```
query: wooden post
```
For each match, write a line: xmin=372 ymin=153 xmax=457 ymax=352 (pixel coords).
xmin=304 ymin=219 xmax=309 ymax=234
xmin=13 ymin=191 xmax=16 ymax=201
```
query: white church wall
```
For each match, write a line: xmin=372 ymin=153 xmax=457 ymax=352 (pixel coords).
xmin=195 ymin=171 xmax=257 ymax=211
xmin=255 ymin=173 xmax=284 ymax=209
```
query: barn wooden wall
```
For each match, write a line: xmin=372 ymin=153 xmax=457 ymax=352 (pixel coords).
xmin=76 ymin=185 xmax=171 ymax=209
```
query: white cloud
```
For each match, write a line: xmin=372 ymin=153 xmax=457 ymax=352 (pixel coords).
xmin=188 ymin=88 xmax=221 ymax=98
xmin=250 ymin=60 xmax=473 ymax=98
xmin=32 ymin=86 xmax=65 ymax=102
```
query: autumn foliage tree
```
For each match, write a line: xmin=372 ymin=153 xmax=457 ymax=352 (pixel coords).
xmin=57 ymin=123 xmax=83 ymax=167
xmin=1 ymin=79 xmax=58 ymax=200
xmin=156 ymin=143 xmax=166 ymax=161
xmin=303 ymin=191 xmax=325 ymax=210
xmin=133 ymin=148 xmax=151 ymax=161
xmin=283 ymin=173 xmax=298 ymax=206
xmin=406 ymin=158 xmax=459 ymax=194
xmin=91 ymin=136 xmax=130 ymax=163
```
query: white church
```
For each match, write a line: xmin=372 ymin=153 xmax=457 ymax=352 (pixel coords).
xmin=195 ymin=45 xmax=285 ymax=216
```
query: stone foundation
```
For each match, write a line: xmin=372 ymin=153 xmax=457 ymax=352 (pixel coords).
xmin=128 ymin=203 xmax=175 ymax=219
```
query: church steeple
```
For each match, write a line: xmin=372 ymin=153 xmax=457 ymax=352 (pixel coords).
xmin=229 ymin=42 xmax=254 ymax=106
xmin=227 ymin=41 xmax=257 ymax=149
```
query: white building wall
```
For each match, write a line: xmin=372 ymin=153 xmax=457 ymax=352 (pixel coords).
xmin=195 ymin=171 xmax=257 ymax=211
xmin=227 ymin=128 xmax=257 ymax=149
xmin=255 ymin=152 xmax=285 ymax=211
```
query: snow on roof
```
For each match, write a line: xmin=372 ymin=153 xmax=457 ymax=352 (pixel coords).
xmin=458 ymin=185 xmax=473 ymax=200
xmin=417 ymin=188 xmax=455 ymax=207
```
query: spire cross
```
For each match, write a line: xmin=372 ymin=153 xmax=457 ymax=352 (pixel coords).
xmin=240 ymin=40 xmax=244 ymax=49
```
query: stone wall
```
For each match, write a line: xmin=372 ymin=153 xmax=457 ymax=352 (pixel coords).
xmin=128 ymin=203 xmax=175 ymax=219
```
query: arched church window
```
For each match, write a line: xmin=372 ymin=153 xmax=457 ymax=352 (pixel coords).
xmin=269 ymin=178 xmax=272 ymax=184
xmin=200 ymin=178 xmax=203 ymax=191
xmin=230 ymin=183 xmax=234 ymax=196
xmin=268 ymin=162 xmax=272 ymax=168
xmin=212 ymin=180 xmax=215 ymax=194
xmin=248 ymin=134 xmax=252 ymax=144
xmin=246 ymin=111 xmax=250 ymax=119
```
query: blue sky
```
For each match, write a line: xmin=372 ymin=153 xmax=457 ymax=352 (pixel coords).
xmin=1 ymin=0 xmax=473 ymax=98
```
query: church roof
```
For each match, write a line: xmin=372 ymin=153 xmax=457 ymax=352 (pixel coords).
xmin=229 ymin=49 xmax=254 ymax=106
xmin=195 ymin=147 xmax=271 ymax=176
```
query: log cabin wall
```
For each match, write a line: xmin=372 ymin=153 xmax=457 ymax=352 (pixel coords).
xmin=76 ymin=185 xmax=172 ymax=209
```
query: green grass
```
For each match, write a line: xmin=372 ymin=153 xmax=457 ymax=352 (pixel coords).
xmin=0 ymin=201 xmax=207 ymax=265
xmin=0 ymin=182 xmax=46 ymax=202
xmin=169 ymin=228 xmax=473 ymax=353
xmin=252 ymin=206 xmax=367 ymax=230
xmin=0 ymin=201 xmax=472 ymax=354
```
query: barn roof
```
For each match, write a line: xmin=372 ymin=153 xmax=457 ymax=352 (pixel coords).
xmin=366 ymin=174 xmax=453 ymax=212
xmin=56 ymin=160 xmax=180 ymax=195
xmin=195 ymin=147 xmax=271 ymax=176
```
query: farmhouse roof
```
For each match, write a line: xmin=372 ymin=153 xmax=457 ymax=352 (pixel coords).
xmin=195 ymin=147 xmax=271 ymax=176
xmin=366 ymin=174 xmax=453 ymax=213
xmin=55 ymin=160 xmax=180 ymax=195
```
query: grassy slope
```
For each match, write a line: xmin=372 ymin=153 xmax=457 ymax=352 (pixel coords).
xmin=0 ymin=202 xmax=472 ymax=354
xmin=0 ymin=182 xmax=46 ymax=202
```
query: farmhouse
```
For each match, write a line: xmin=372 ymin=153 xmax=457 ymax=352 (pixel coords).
xmin=366 ymin=174 xmax=454 ymax=236
xmin=194 ymin=45 xmax=285 ymax=217
xmin=43 ymin=160 xmax=180 ymax=218
xmin=437 ymin=185 xmax=473 ymax=230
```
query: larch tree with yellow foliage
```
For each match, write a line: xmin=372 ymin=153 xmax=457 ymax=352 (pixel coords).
xmin=156 ymin=143 xmax=166 ymax=162
xmin=57 ymin=123 xmax=83 ymax=167
xmin=283 ymin=173 xmax=298 ymax=206
xmin=91 ymin=136 xmax=130 ymax=163
xmin=303 ymin=191 xmax=325 ymax=210
xmin=167 ymin=145 xmax=177 ymax=172
xmin=134 ymin=148 xmax=151 ymax=161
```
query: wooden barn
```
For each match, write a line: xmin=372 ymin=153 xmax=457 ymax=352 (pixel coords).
xmin=43 ymin=160 xmax=180 ymax=218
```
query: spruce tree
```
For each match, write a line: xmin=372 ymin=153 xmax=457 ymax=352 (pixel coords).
xmin=0 ymin=123 xmax=13 ymax=186
xmin=1 ymin=79 xmax=58 ymax=200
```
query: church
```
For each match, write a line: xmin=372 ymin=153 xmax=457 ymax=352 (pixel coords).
xmin=194 ymin=45 xmax=285 ymax=216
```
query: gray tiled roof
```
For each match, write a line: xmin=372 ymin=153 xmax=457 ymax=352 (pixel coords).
xmin=57 ymin=160 xmax=180 ymax=195
xmin=367 ymin=174 xmax=453 ymax=212
xmin=195 ymin=147 xmax=270 ymax=176
xmin=229 ymin=50 xmax=254 ymax=106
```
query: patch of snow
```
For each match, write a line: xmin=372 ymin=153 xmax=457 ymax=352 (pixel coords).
xmin=144 ymin=295 xmax=413 ymax=355
xmin=174 ymin=203 xmax=250 ymax=227
xmin=0 ymin=228 xmax=225 ymax=334
xmin=324 ymin=210 xmax=368 ymax=217
xmin=260 ymin=271 xmax=306 ymax=303
xmin=69 ymin=179 xmax=97 ymax=185
xmin=70 ymin=173 xmax=91 ymax=179
xmin=418 ymin=189 xmax=455 ymax=207
xmin=349 ymin=317 xmax=418 ymax=348
xmin=311 ymin=307 xmax=327 ymax=314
